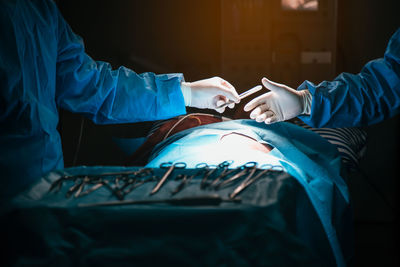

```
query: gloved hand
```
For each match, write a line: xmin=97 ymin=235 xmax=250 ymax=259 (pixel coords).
xmin=244 ymin=77 xmax=312 ymax=124
xmin=181 ymin=77 xmax=240 ymax=113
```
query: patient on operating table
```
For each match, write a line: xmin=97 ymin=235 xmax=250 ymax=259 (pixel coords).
xmin=126 ymin=114 xmax=274 ymax=166
xmin=4 ymin=112 xmax=360 ymax=267
xmin=219 ymin=132 xmax=273 ymax=154
xmin=126 ymin=113 xmax=362 ymax=170
xmin=122 ymin=112 xmax=365 ymax=266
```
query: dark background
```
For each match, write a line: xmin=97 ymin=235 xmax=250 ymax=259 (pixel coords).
xmin=57 ymin=0 xmax=399 ymax=266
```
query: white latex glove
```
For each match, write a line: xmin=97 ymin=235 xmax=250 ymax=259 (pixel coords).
xmin=244 ymin=77 xmax=312 ymax=124
xmin=181 ymin=77 xmax=240 ymax=113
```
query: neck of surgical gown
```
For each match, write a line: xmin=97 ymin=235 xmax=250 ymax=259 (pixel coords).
xmin=146 ymin=120 xmax=352 ymax=267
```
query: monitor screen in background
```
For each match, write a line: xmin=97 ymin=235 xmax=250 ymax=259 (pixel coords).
xmin=282 ymin=0 xmax=319 ymax=11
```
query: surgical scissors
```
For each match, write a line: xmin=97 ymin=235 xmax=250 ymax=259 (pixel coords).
xmin=150 ymin=162 xmax=186 ymax=195
xmin=216 ymin=85 xmax=262 ymax=109
xmin=57 ymin=168 xmax=155 ymax=199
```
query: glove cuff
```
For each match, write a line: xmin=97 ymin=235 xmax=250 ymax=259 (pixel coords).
xmin=300 ymin=90 xmax=312 ymax=115
xmin=181 ymin=82 xmax=192 ymax=106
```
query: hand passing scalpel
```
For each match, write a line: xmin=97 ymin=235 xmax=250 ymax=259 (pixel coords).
xmin=216 ymin=85 xmax=263 ymax=109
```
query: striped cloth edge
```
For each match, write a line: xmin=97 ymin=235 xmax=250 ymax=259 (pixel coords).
xmin=294 ymin=120 xmax=367 ymax=169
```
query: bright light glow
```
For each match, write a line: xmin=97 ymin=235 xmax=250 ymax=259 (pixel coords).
xmin=282 ymin=0 xmax=319 ymax=11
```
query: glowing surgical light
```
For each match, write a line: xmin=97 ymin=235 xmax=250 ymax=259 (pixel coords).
xmin=281 ymin=0 xmax=319 ymax=11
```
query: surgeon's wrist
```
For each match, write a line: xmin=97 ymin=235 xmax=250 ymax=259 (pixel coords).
xmin=181 ymin=82 xmax=192 ymax=106
xmin=299 ymin=89 xmax=312 ymax=115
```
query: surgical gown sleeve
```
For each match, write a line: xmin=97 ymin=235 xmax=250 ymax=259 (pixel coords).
xmin=55 ymin=10 xmax=186 ymax=124
xmin=298 ymin=28 xmax=400 ymax=128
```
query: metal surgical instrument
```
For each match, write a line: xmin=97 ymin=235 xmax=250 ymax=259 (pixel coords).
xmin=229 ymin=165 xmax=283 ymax=199
xmin=74 ymin=176 xmax=90 ymax=198
xmin=78 ymin=183 xmax=104 ymax=197
xmin=172 ymin=163 xmax=208 ymax=195
xmin=229 ymin=169 xmax=269 ymax=199
xmin=65 ymin=178 xmax=83 ymax=198
xmin=48 ymin=168 xmax=158 ymax=200
xmin=200 ymin=164 xmax=218 ymax=189
xmin=216 ymin=85 xmax=262 ymax=109
xmin=216 ymin=162 xmax=257 ymax=189
xmin=209 ymin=161 xmax=235 ymax=188
xmin=123 ymin=175 xmax=158 ymax=195
xmin=150 ymin=162 xmax=186 ymax=195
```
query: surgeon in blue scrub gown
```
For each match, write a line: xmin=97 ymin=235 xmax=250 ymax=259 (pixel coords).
xmin=0 ymin=0 xmax=240 ymax=200
xmin=244 ymin=28 xmax=400 ymax=128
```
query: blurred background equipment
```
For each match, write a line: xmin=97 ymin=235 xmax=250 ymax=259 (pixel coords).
xmin=220 ymin=0 xmax=337 ymax=117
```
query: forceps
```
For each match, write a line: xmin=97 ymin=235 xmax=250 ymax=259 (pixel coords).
xmin=172 ymin=163 xmax=208 ymax=195
xmin=209 ymin=160 xmax=236 ymax=188
xmin=123 ymin=175 xmax=158 ymax=196
xmin=216 ymin=85 xmax=262 ymax=109
xmin=200 ymin=164 xmax=218 ymax=189
xmin=229 ymin=164 xmax=283 ymax=199
xmin=216 ymin=162 xmax=257 ymax=189
xmin=150 ymin=162 xmax=186 ymax=195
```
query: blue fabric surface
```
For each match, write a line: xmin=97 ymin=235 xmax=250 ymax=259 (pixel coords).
xmin=2 ymin=165 xmax=327 ymax=266
xmin=298 ymin=28 xmax=400 ymax=127
xmin=0 ymin=0 xmax=186 ymax=200
xmin=146 ymin=120 xmax=352 ymax=266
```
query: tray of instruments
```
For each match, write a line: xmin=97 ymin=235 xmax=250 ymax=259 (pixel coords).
xmin=2 ymin=162 xmax=327 ymax=266
xmin=19 ymin=161 xmax=294 ymax=207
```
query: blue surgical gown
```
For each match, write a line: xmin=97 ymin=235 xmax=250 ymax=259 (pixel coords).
xmin=0 ymin=0 xmax=186 ymax=200
xmin=299 ymin=28 xmax=400 ymax=128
